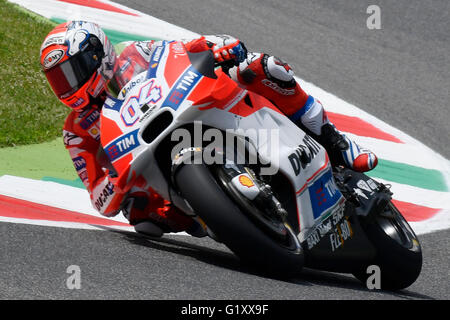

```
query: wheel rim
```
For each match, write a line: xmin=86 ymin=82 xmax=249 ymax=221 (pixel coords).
xmin=214 ymin=166 xmax=300 ymax=251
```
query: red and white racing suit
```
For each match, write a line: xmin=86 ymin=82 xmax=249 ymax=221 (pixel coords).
xmin=62 ymin=37 xmax=349 ymax=230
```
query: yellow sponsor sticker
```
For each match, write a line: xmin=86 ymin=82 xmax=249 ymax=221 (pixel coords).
xmin=239 ymin=175 xmax=255 ymax=188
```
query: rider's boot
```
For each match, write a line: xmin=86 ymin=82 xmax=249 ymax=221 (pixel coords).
xmin=291 ymin=96 xmax=378 ymax=172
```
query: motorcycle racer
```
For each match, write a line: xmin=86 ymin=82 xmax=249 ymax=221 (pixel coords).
xmin=40 ymin=21 xmax=377 ymax=237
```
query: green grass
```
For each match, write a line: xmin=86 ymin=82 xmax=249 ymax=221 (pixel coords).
xmin=0 ymin=0 xmax=67 ymax=148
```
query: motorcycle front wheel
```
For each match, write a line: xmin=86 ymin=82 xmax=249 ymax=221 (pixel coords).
xmin=174 ymin=163 xmax=304 ymax=277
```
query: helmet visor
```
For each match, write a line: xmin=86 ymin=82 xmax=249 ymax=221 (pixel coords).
xmin=44 ymin=50 xmax=102 ymax=99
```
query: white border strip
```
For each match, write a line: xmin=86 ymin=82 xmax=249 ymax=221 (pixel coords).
xmin=0 ymin=175 xmax=129 ymax=225
xmin=9 ymin=0 xmax=199 ymax=40
xmin=0 ymin=216 xmax=134 ymax=231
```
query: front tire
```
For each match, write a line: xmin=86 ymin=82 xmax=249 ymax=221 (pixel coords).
xmin=174 ymin=164 xmax=304 ymax=277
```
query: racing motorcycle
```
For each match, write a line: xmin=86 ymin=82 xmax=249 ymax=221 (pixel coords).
xmin=100 ymin=40 xmax=422 ymax=290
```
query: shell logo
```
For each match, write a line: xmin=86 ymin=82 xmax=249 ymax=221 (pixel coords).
xmin=239 ymin=175 xmax=255 ymax=188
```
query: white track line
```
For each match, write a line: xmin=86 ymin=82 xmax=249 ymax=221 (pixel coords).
xmin=9 ymin=0 xmax=199 ymax=40
xmin=0 ymin=216 xmax=134 ymax=232
xmin=0 ymin=175 xmax=129 ymax=225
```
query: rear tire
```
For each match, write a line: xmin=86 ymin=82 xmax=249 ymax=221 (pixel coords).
xmin=174 ymin=164 xmax=304 ymax=277
xmin=352 ymin=202 xmax=422 ymax=290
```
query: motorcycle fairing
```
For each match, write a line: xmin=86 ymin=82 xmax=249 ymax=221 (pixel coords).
xmin=99 ymin=40 xmax=344 ymax=239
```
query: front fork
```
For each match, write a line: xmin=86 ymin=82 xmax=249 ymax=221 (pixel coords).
xmin=220 ymin=162 xmax=288 ymax=221
xmin=171 ymin=146 xmax=299 ymax=248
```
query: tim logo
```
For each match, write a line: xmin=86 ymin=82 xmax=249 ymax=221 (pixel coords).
xmin=163 ymin=66 xmax=201 ymax=111
xmin=106 ymin=130 xmax=140 ymax=161
xmin=72 ymin=156 xmax=86 ymax=172
xmin=116 ymin=135 xmax=136 ymax=153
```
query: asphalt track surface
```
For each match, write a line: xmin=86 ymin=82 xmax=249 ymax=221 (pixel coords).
xmin=2 ymin=0 xmax=450 ymax=300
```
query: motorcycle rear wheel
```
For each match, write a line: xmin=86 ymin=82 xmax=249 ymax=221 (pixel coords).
xmin=352 ymin=202 xmax=422 ymax=290
xmin=174 ymin=163 xmax=304 ymax=277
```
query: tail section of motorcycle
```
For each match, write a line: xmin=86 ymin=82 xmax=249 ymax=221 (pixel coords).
xmin=332 ymin=168 xmax=422 ymax=290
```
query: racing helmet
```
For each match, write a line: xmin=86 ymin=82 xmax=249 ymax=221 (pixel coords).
xmin=40 ymin=21 xmax=118 ymax=110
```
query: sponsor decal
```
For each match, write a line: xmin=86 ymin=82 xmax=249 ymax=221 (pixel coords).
xmin=306 ymin=229 xmax=321 ymax=249
xmin=76 ymin=108 xmax=90 ymax=121
xmin=357 ymin=179 xmax=372 ymax=193
xmin=329 ymin=217 xmax=353 ymax=252
xmin=231 ymin=174 xmax=260 ymax=201
xmin=105 ymin=129 xmax=140 ymax=161
xmin=120 ymin=73 xmax=146 ymax=98
xmin=172 ymin=41 xmax=186 ymax=58
xmin=40 ymin=33 xmax=65 ymax=54
xmin=367 ymin=179 xmax=378 ymax=190
xmin=261 ymin=79 xmax=295 ymax=95
xmin=176 ymin=70 xmax=200 ymax=91
xmin=80 ymin=109 xmax=100 ymax=130
xmin=88 ymin=126 xmax=100 ymax=140
xmin=305 ymin=202 xmax=353 ymax=252
xmin=288 ymin=135 xmax=322 ymax=176
xmin=152 ymin=45 xmax=164 ymax=62
xmin=147 ymin=42 xmax=167 ymax=79
xmin=103 ymin=96 xmax=122 ymax=112
xmin=138 ymin=104 xmax=159 ymax=123
xmin=172 ymin=147 xmax=202 ymax=164
xmin=72 ymin=155 xmax=88 ymax=184
xmin=69 ymin=97 xmax=85 ymax=109
xmin=43 ymin=49 xmax=64 ymax=69
xmin=63 ymin=130 xmax=83 ymax=146
xmin=238 ymin=175 xmax=255 ymax=188
xmin=308 ymin=169 xmax=343 ymax=219
xmin=353 ymin=188 xmax=369 ymax=200
xmin=79 ymin=170 xmax=89 ymax=184
xmin=162 ymin=66 xmax=201 ymax=111
xmin=147 ymin=62 xmax=159 ymax=79
xmin=119 ymin=58 xmax=131 ymax=73
xmin=306 ymin=206 xmax=341 ymax=250
xmin=94 ymin=181 xmax=115 ymax=211
xmin=72 ymin=156 xmax=86 ymax=172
